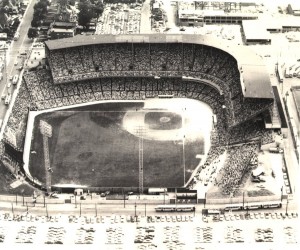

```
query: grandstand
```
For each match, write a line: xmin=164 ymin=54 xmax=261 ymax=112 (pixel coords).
xmin=1 ymin=34 xmax=277 ymax=196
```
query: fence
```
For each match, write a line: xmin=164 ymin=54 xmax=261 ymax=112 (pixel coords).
xmin=206 ymin=193 xmax=282 ymax=205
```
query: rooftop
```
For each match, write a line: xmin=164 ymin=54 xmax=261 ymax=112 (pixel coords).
xmin=242 ymin=20 xmax=271 ymax=41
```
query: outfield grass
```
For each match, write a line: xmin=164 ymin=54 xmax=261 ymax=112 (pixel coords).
xmin=29 ymin=102 xmax=203 ymax=188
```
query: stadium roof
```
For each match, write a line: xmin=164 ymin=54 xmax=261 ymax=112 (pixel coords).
xmin=240 ymin=64 xmax=272 ymax=98
xmin=45 ymin=34 xmax=273 ymax=99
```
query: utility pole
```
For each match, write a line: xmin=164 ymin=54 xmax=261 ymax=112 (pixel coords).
xmin=134 ymin=202 xmax=137 ymax=222
xmin=135 ymin=126 xmax=147 ymax=194
xmin=123 ymin=188 xmax=125 ymax=208
xmin=11 ymin=202 xmax=14 ymax=217
xmin=40 ymin=120 xmax=53 ymax=194
xmin=286 ymin=197 xmax=289 ymax=215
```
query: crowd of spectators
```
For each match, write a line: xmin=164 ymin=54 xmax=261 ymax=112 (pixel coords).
xmin=194 ymin=146 xmax=226 ymax=186
xmin=3 ymin=84 xmax=31 ymax=151
xmin=215 ymin=143 xmax=259 ymax=196
xmin=23 ymin=72 xmax=227 ymax=114
xmin=228 ymin=119 xmax=274 ymax=145
xmin=45 ymin=42 xmax=272 ymax=127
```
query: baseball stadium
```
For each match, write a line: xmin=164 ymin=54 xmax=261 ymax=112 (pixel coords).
xmin=2 ymin=34 xmax=283 ymax=202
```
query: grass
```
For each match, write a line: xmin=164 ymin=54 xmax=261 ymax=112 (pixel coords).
xmin=28 ymin=102 xmax=203 ymax=188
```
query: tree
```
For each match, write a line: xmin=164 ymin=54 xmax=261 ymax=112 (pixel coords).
xmin=31 ymin=0 xmax=50 ymax=28
xmin=78 ymin=1 xmax=93 ymax=28
xmin=2 ymin=0 xmax=10 ymax=7
xmin=57 ymin=0 xmax=68 ymax=6
xmin=31 ymin=18 xmax=40 ymax=28
xmin=2 ymin=27 xmax=12 ymax=37
xmin=33 ymin=1 xmax=48 ymax=15
xmin=27 ymin=27 xmax=38 ymax=39
xmin=93 ymin=1 xmax=104 ymax=18
xmin=69 ymin=0 xmax=76 ymax=6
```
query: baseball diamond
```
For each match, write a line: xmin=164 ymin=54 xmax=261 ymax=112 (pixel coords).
xmin=27 ymin=99 xmax=211 ymax=188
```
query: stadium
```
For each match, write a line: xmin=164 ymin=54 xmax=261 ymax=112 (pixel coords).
xmin=2 ymin=34 xmax=279 ymax=199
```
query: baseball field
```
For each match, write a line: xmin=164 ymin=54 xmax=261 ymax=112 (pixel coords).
xmin=28 ymin=99 xmax=211 ymax=188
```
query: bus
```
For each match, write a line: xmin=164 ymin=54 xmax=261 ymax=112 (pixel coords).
xmin=224 ymin=203 xmax=243 ymax=211
xmin=155 ymin=204 xmax=195 ymax=212
xmin=224 ymin=201 xmax=282 ymax=211
xmin=276 ymin=65 xmax=283 ymax=83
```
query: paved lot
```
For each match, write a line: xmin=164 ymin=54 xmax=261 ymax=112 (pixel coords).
xmin=0 ymin=212 xmax=298 ymax=248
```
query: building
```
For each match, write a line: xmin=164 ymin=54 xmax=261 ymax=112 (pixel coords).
xmin=286 ymin=87 xmax=300 ymax=161
xmin=0 ymin=33 xmax=7 ymax=41
xmin=47 ymin=21 xmax=77 ymax=40
xmin=177 ymin=0 xmax=259 ymax=26
xmin=281 ymin=17 xmax=300 ymax=32
xmin=48 ymin=28 xmax=75 ymax=40
xmin=242 ymin=20 xmax=271 ymax=45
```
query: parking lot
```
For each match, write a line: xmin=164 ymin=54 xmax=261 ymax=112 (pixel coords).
xmin=0 ymin=212 xmax=298 ymax=247
xmin=96 ymin=4 xmax=141 ymax=35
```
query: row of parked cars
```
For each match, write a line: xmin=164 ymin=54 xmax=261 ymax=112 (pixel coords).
xmin=194 ymin=226 xmax=213 ymax=243
xmin=255 ymin=228 xmax=274 ymax=242
xmin=147 ymin=215 xmax=194 ymax=223
xmin=224 ymin=226 xmax=244 ymax=243
xmin=283 ymin=226 xmax=297 ymax=244
xmin=213 ymin=212 xmax=297 ymax=221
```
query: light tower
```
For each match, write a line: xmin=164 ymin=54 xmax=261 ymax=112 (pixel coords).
xmin=135 ymin=125 xmax=147 ymax=194
xmin=40 ymin=120 xmax=52 ymax=193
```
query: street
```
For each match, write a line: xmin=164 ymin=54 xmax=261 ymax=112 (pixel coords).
xmin=0 ymin=0 xmax=36 ymax=120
